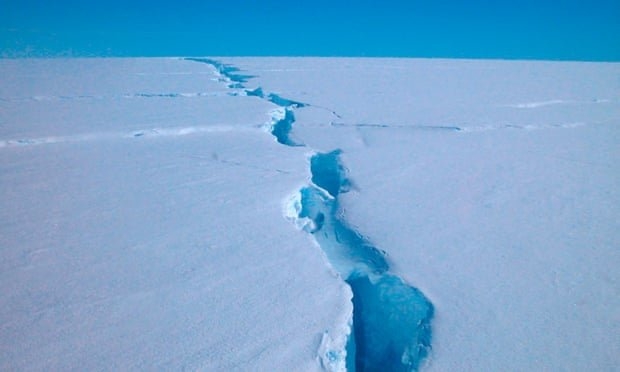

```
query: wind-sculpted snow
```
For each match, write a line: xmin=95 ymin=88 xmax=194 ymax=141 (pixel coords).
xmin=290 ymin=151 xmax=433 ymax=371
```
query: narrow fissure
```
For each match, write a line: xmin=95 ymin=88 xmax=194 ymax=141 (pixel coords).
xmin=185 ymin=58 xmax=255 ymax=88
xmin=186 ymin=58 xmax=305 ymax=146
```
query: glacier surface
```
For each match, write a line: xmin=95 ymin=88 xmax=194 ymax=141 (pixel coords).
xmin=1 ymin=57 xmax=619 ymax=371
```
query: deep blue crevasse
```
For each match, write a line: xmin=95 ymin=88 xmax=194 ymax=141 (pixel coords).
xmin=246 ymin=86 xmax=307 ymax=146
xmin=310 ymin=150 xmax=351 ymax=198
xmin=246 ymin=87 xmax=308 ymax=109
xmin=271 ymin=108 xmax=303 ymax=147
xmin=266 ymin=93 xmax=307 ymax=109
xmin=187 ymin=57 xmax=433 ymax=371
xmin=300 ymin=150 xmax=434 ymax=371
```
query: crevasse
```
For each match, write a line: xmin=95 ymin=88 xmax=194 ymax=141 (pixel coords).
xmin=189 ymin=58 xmax=434 ymax=371
xmin=292 ymin=150 xmax=433 ymax=371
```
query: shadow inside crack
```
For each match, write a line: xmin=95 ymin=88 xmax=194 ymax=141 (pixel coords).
xmin=294 ymin=150 xmax=434 ymax=371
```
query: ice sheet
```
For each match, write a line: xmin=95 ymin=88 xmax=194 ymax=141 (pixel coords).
xmin=2 ymin=57 xmax=619 ymax=371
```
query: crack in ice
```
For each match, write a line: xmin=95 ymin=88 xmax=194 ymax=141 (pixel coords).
xmin=0 ymin=92 xmax=236 ymax=102
xmin=188 ymin=58 xmax=434 ymax=371
xmin=185 ymin=58 xmax=255 ymax=89
xmin=330 ymin=122 xmax=462 ymax=132
xmin=186 ymin=58 xmax=307 ymax=146
xmin=244 ymin=86 xmax=307 ymax=146
xmin=290 ymin=150 xmax=433 ymax=371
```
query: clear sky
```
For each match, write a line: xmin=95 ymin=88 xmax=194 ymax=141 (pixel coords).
xmin=1 ymin=0 xmax=619 ymax=60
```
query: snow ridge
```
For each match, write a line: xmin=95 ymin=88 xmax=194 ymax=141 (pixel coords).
xmin=188 ymin=58 xmax=434 ymax=371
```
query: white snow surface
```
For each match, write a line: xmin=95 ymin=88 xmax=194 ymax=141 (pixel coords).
xmin=1 ymin=57 xmax=619 ymax=371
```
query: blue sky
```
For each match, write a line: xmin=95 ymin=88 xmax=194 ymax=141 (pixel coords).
xmin=1 ymin=0 xmax=619 ymax=60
